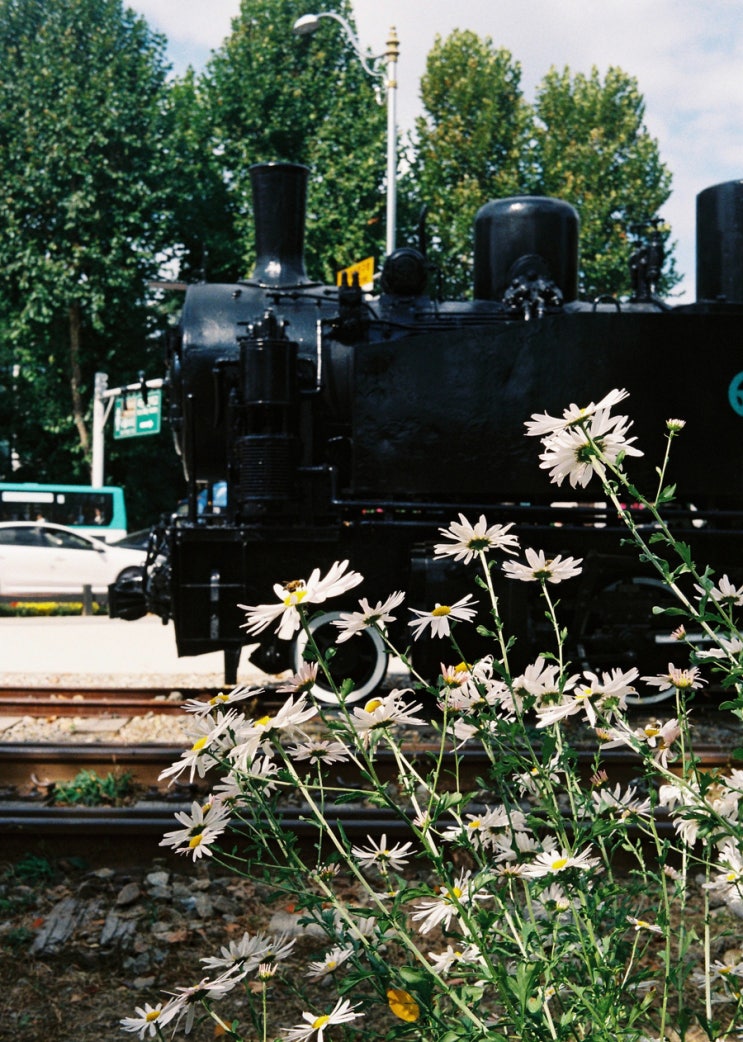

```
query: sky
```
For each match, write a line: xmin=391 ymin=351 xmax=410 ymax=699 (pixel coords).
xmin=127 ymin=0 xmax=743 ymax=302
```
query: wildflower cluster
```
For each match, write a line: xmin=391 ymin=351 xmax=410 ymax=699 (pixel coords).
xmin=124 ymin=391 xmax=743 ymax=1042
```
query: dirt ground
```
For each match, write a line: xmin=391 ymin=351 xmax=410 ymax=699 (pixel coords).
xmin=1 ymin=848 xmax=742 ymax=1042
xmin=0 ymin=852 xmax=329 ymax=1042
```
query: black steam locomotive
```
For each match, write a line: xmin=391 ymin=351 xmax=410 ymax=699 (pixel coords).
xmin=111 ymin=162 xmax=743 ymax=701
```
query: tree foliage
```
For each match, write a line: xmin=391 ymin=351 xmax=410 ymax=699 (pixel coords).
xmin=527 ymin=65 xmax=675 ymax=296
xmin=405 ymin=30 xmax=530 ymax=297
xmin=409 ymin=33 xmax=674 ymax=299
xmin=200 ymin=0 xmax=387 ymax=282
xmin=0 ymin=0 xmax=175 ymax=498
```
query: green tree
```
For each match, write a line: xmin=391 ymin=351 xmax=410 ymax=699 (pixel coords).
xmin=407 ymin=33 xmax=675 ymax=300
xmin=406 ymin=30 xmax=530 ymax=298
xmin=527 ymin=65 xmax=675 ymax=297
xmin=200 ymin=0 xmax=387 ymax=283
xmin=0 ymin=0 xmax=175 ymax=484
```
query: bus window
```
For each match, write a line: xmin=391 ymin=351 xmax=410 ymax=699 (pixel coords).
xmin=0 ymin=484 xmax=127 ymax=541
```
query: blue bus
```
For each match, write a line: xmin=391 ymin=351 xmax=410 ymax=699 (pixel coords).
xmin=0 ymin=483 xmax=128 ymax=542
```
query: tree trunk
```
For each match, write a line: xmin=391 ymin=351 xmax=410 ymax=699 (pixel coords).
xmin=68 ymin=300 xmax=90 ymax=474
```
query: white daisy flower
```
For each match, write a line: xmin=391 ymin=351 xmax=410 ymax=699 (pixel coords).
xmin=695 ymin=574 xmax=743 ymax=607
xmin=202 ymin=929 xmax=295 ymax=973
xmin=160 ymin=797 xmax=232 ymax=860
xmin=643 ymin=663 xmax=706 ymax=691
xmin=229 ymin=694 xmax=319 ymax=768
xmin=351 ymin=832 xmax=414 ymax=872
xmin=408 ymin=593 xmax=478 ymax=640
xmin=434 ymin=514 xmax=519 ymax=564
xmin=282 ymin=998 xmax=363 ymax=1042
xmin=277 ymin=662 xmax=319 ymax=694
xmin=240 ymin=560 xmax=364 ymax=640
xmin=167 ymin=967 xmax=246 ymax=1034
xmin=182 ymin=684 xmax=263 ymax=715
xmin=524 ymin=389 xmax=630 ymax=438
xmin=120 ymin=1000 xmax=180 ymax=1038
xmin=349 ymin=690 xmax=427 ymax=742
xmin=537 ymin=408 xmax=643 ymax=488
xmin=305 ymin=946 xmax=354 ymax=979
xmin=287 ymin=737 xmax=350 ymax=765
xmin=159 ymin=709 xmax=241 ymax=784
xmin=627 ymin=916 xmax=664 ymax=935
xmin=590 ymin=783 xmax=652 ymax=819
xmin=411 ymin=869 xmax=489 ymax=934
xmin=502 ymin=547 xmax=582 ymax=584
xmin=333 ymin=590 xmax=405 ymax=642
xmin=427 ymin=943 xmax=484 ymax=974
xmin=520 ymin=843 xmax=600 ymax=879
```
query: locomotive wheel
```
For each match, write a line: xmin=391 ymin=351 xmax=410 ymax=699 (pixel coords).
xmin=575 ymin=575 xmax=683 ymax=705
xmin=293 ymin=610 xmax=388 ymax=705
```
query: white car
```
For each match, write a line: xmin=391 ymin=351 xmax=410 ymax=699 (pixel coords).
xmin=0 ymin=521 xmax=146 ymax=598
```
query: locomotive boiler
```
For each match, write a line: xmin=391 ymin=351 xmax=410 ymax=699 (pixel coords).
xmin=111 ymin=161 xmax=743 ymax=701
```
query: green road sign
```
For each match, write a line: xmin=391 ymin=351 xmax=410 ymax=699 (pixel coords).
xmin=113 ymin=389 xmax=162 ymax=440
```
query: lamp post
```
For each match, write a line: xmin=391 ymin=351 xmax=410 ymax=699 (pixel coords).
xmin=293 ymin=12 xmax=398 ymax=257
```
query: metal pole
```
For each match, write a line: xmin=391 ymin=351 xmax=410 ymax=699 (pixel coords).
xmin=385 ymin=27 xmax=399 ymax=257
xmin=91 ymin=371 xmax=108 ymax=487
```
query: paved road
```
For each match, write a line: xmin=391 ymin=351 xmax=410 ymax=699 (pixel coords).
xmin=0 ymin=614 xmax=257 ymax=683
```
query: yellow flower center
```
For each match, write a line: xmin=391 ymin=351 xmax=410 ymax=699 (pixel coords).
xmin=312 ymin=1015 xmax=330 ymax=1031
xmin=432 ymin=604 xmax=451 ymax=617
xmin=191 ymin=736 xmax=208 ymax=753
xmin=468 ymin=819 xmax=482 ymax=830
xmin=283 ymin=586 xmax=308 ymax=606
xmin=256 ymin=714 xmax=273 ymax=727
xmin=145 ymin=1010 xmax=161 ymax=1023
xmin=208 ymin=693 xmax=229 ymax=705
xmin=644 ymin=726 xmax=660 ymax=738
xmin=448 ymin=885 xmax=463 ymax=900
xmin=189 ymin=833 xmax=204 ymax=848
xmin=364 ymin=698 xmax=383 ymax=713
xmin=551 ymin=857 xmax=569 ymax=871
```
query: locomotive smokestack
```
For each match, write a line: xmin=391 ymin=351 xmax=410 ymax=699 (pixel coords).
xmin=249 ymin=162 xmax=313 ymax=287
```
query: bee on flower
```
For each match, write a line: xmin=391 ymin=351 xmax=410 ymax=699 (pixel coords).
xmin=408 ymin=593 xmax=478 ymax=640
xmin=433 ymin=513 xmax=519 ymax=564
xmin=239 ymin=560 xmax=363 ymax=640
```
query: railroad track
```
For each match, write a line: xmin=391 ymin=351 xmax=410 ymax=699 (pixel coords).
xmin=0 ymin=683 xmax=740 ymax=862
xmin=0 ymin=686 xmax=233 ymax=716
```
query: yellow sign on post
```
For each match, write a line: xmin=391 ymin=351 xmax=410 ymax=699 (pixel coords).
xmin=336 ymin=256 xmax=375 ymax=290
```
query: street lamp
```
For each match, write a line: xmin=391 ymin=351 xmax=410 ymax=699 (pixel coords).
xmin=293 ymin=11 xmax=399 ymax=257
